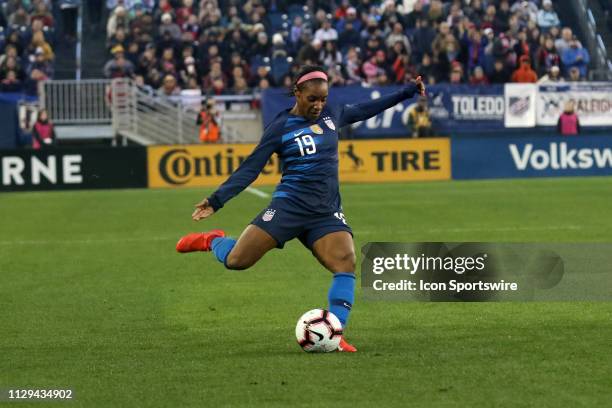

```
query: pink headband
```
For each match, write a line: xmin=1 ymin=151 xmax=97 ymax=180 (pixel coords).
xmin=296 ymin=71 xmax=328 ymax=85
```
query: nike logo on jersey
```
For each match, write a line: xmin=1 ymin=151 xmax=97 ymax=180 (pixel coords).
xmin=294 ymin=130 xmax=304 ymax=137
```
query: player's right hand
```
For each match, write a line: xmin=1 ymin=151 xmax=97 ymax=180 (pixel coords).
xmin=192 ymin=198 xmax=215 ymax=221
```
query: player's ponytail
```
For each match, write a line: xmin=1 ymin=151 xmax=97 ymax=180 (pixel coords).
xmin=289 ymin=65 xmax=328 ymax=96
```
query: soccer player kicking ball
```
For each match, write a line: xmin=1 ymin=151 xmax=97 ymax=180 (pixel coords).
xmin=177 ymin=66 xmax=425 ymax=352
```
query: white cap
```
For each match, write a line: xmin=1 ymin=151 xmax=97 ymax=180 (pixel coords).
xmin=272 ymin=33 xmax=284 ymax=45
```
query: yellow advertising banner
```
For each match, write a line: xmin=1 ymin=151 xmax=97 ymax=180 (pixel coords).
xmin=337 ymin=138 xmax=450 ymax=182
xmin=147 ymin=138 xmax=450 ymax=188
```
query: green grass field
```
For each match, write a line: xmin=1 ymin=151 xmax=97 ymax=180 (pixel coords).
xmin=1 ymin=177 xmax=611 ymax=407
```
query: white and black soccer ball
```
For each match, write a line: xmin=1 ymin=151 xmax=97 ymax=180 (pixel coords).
xmin=295 ymin=309 xmax=343 ymax=352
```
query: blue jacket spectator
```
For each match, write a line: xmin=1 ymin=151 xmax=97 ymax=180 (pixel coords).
xmin=561 ymin=39 xmax=590 ymax=78
xmin=537 ymin=0 xmax=560 ymax=32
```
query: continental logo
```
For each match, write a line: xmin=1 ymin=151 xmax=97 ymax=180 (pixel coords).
xmin=148 ymin=145 xmax=281 ymax=188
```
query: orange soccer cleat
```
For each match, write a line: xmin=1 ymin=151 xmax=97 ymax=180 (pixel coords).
xmin=337 ymin=337 xmax=357 ymax=353
xmin=176 ymin=229 xmax=226 ymax=253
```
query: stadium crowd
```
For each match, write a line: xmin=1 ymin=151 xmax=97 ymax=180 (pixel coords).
xmin=101 ymin=0 xmax=591 ymax=96
xmin=0 ymin=0 xmax=58 ymax=94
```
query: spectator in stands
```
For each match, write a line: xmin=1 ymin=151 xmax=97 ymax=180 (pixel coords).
xmin=0 ymin=70 xmax=22 ymax=92
xmin=537 ymin=0 xmax=560 ymax=32
xmin=511 ymin=0 xmax=537 ymax=26
xmin=467 ymin=29 xmax=486 ymax=73
xmin=512 ymin=55 xmax=538 ymax=83
xmin=159 ymin=74 xmax=181 ymax=99
xmin=535 ymin=35 xmax=561 ymax=76
xmin=315 ymin=19 xmax=339 ymax=43
xmin=557 ymin=101 xmax=580 ymax=136
xmin=470 ymin=66 xmax=489 ymax=85
xmin=250 ymin=32 xmax=272 ymax=61
xmin=449 ymin=62 xmax=464 ymax=84
xmin=29 ymin=31 xmax=54 ymax=62
xmin=336 ymin=7 xmax=361 ymax=34
xmin=0 ymin=45 xmax=18 ymax=71
xmin=25 ymin=47 xmax=53 ymax=92
xmin=513 ymin=29 xmax=532 ymax=62
xmin=327 ymin=64 xmax=347 ymax=87
xmin=386 ymin=22 xmax=411 ymax=55
xmin=538 ymin=65 xmax=564 ymax=83
xmin=197 ymin=98 xmax=220 ymax=143
xmin=290 ymin=16 xmax=304 ymax=47
xmin=362 ymin=50 xmax=390 ymax=85
xmin=31 ymin=2 xmax=54 ymax=28
xmin=250 ymin=64 xmax=274 ymax=88
xmin=179 ymin=56 xmax=198 ymax=87
xmin=159 ymin=12 xmax=181 ymax=40
xmin=338 ymin=20 xmax=361 ymax=51
xmin=8 ymin=6 xmax=31 ymax=27
xmin=494 ymin=0 xmax=512 ymax=33
xmin=202 ymin=61 xmax=227 ymax=95
xmin=298 ymin=38 xmax=322 ymax=65
xmin=391 ymin=48 xmax=414 ymax=84
xmin=271 ymin=33 xmax=288 ymax=59
xmin=344 ymin=47 xmax=363 ymax=84
xmin=107 ymin=6 xmax=129 ymax=39
xmin=408 ymin=96 xmax=432 ymax=137
xmin=404 ymin=1 xmax=424 ymax=29
xmin=0 ymin=56 xmax=24 ymax=83
xmin=320 ymin=41 xmax=343 ymax=70
xmin=411 ymin=18 xmax=434 ymax=60
xmin=103 ymin=45 xmax=135 ymax=78
xmin=107 ymin=26 xmax=129 ymax=53
xmin=416 ymin=53 xmax=436 ymax=85
xmin=554 ymin=27 xmax=573 ymax=55
xmin=561 ymin=37 xmax=590 ymax=79
xmin=31 ymin=109 xmax=56 ymax=149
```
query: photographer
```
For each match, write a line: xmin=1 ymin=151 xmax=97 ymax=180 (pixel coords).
xmin=197 ymin=99 xmax=221 ymax=143
xmin=407 ymin=96 xmax=433 ymax=137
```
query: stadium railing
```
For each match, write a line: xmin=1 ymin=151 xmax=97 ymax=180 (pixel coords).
xmin=36 ymin=79 xmax=263 ymax=145
xmin=110 ymin=79 xmax=262 ymax=145
xmin=38 ymin=79 xmax=115 ymax=142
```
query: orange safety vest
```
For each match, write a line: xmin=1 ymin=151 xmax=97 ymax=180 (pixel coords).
xmin=199 ymin=111 xmax=220 ymax=143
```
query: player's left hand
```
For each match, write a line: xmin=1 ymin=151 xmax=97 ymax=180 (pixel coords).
xmin=414 ymin=75 xmax=426 ymax=96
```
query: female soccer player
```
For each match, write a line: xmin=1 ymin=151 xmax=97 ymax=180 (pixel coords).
xmin=177 ymin=66 xmax=425 ymax=352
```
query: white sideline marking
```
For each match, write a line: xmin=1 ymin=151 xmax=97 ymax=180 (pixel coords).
xmin=0 ymin=236 xmax=176 ymax=246
xmin=245 ymin=187 xmax=270 ymax=198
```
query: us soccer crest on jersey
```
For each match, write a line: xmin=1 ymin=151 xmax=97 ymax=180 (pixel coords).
xmin=323 ymin=116 xmax=335 ymax=130
xmin=262 ymin=209 xmax=276 ymax=222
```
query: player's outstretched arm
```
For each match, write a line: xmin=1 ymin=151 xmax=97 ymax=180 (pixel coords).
xmin=191 ymin=124 xmax=281 ymax=220
xmin=337 ymin=76 xmax=425 ymax=127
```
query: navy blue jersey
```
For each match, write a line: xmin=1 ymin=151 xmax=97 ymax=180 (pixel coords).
xmin=207 ymin=84 xmax=418 ymax=215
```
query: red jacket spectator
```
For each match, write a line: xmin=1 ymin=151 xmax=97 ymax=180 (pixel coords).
xmin=511 ymin=55 xmax=538 ymax=83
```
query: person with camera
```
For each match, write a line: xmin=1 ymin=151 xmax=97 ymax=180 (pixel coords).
xmin=197 ymin=99 xmax=221 ymax=143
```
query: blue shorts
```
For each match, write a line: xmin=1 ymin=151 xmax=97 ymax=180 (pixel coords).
xmin=251 ymin=201 xmax=353 ymax=249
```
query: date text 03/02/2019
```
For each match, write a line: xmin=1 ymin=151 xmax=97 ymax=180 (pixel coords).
xmin=372 ymin=280 xmax=519 ymax=293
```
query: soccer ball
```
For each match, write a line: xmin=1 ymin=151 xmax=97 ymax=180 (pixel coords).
xmin=295 ymin=309 xmax=343 ymax=352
